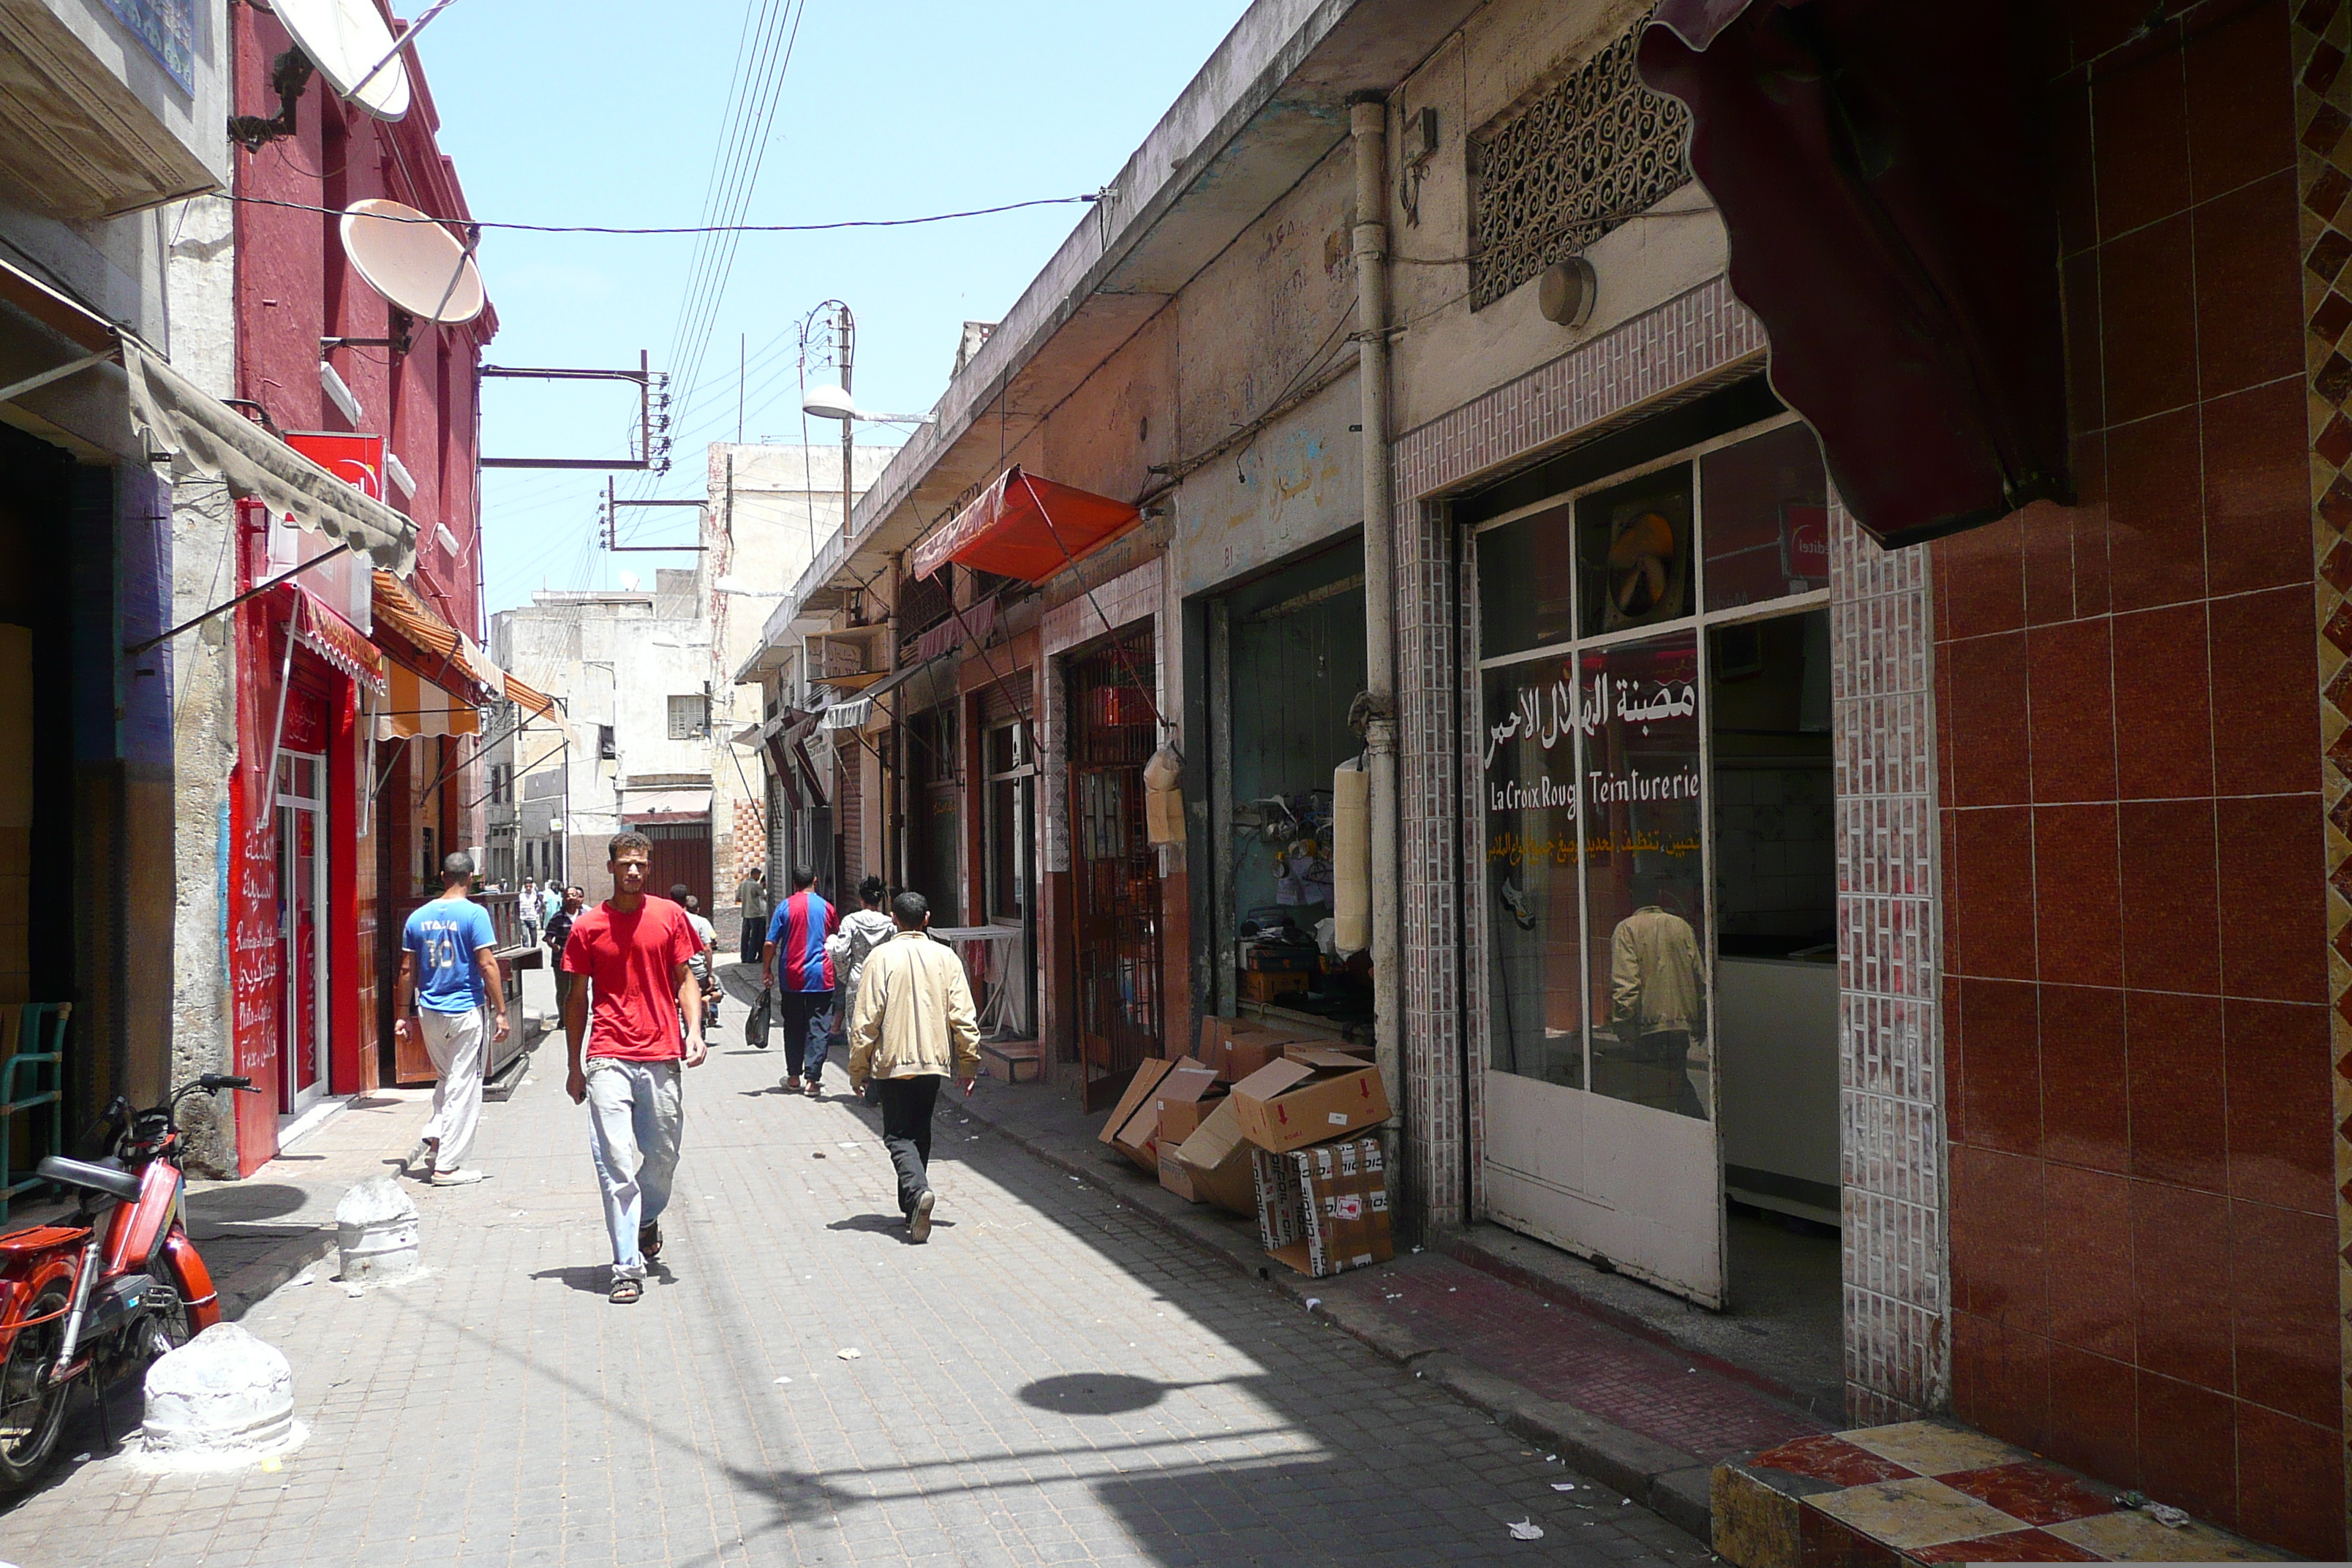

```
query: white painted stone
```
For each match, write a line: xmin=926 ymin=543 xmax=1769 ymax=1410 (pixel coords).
xmin=141 ymin=1323 xmax=295 ymax=1456
xmin=336 ymin=1176 xmax=420 ymax=1281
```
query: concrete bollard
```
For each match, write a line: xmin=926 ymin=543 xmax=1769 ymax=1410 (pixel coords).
xmin=141 ymin=1322 xmax=295 ymax=1456
xmin=335 ymin=1176 xmax=421 ymax=1283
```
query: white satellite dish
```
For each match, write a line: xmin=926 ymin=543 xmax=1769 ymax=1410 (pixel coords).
xmin=271 ymin=0 xmax=411 ymax=120
xmin=340 ymin=199 xmax=487 ymax=324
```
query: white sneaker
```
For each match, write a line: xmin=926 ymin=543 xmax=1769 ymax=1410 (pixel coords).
xmin=431 ymin=1168 xmax=490 ymax=1186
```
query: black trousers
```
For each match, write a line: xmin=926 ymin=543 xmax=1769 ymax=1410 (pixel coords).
xmin=875 ymin=1075 xmax=941 ymax=1218
xmin=776 ymin=990 xmax=835 ymax=1080
xmin=739 ymin=922 xmax=764 ymax=964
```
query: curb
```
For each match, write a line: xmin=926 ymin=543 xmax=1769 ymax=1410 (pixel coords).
xmin=953 ymin=1090 xmax=1716 ymax=1546
xmin=214 ymin=1229 xmax=342 ymax=1320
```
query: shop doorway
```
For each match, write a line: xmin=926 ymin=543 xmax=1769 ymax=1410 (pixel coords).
xmin=1476 ymin=418 xmax=1832 ymax=1309
xmin=908 ymin=704 xmax=961 ymax=923
xmin=983 ymin=715 xmax=1036 ymax=1036
xmin=641 ymin=821 xmax=712 ymax=911
xmin=1068 ymin=632 xmax=1161 ymax=1112
xmin=276 ymin=750 xmax=330 ymax=1117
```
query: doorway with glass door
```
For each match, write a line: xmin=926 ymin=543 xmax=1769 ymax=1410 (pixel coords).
xmin=276 ymin=747 xmax=331 ymax=1120
xmin=1475 ymin=416 xmax=1839 ymax=1335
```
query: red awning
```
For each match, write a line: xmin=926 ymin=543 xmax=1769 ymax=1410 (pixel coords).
xmin=1637 ymin=0 xmax=2071 ymax=549
xmin=908 ymin=466 xmax=1140 ymax=583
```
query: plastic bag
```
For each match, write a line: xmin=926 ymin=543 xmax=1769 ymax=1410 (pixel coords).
xmin=745 ymin=986 xmax=771 ymax=1049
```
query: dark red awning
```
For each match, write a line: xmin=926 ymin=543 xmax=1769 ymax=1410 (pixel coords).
xmin=1638 ymin=0 xmax=2071 ymax=548
xmin=908 ymin=466 xmax=1141 ymax=583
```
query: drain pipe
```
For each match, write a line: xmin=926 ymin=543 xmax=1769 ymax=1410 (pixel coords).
xmin=1350 ymin=94 xmax=1403 ymax=1175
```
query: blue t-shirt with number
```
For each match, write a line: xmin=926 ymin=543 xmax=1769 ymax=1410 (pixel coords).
xmin=404 ymin=897 xmax=497 ymax=1013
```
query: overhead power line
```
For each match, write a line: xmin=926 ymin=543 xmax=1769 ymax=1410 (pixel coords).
xmin=216 ymin=192 xmax=1101 ymax=235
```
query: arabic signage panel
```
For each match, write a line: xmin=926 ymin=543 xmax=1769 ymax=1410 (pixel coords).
xmin=285 ymin=431 xmax=387 ymax=500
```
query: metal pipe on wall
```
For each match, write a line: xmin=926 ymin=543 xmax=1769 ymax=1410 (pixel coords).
xmin=1349 ymin=96 xmax=1403 ymax=1165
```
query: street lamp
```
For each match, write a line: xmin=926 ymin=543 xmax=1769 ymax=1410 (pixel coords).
xmin=799 ymin=300 xmax=937 ymax=543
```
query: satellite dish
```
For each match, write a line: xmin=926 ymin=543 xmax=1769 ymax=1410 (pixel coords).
xmin=270 ymin=0 xmax=411 ymax=120
xmin=340 ymin=199 xmax=487 ymax=324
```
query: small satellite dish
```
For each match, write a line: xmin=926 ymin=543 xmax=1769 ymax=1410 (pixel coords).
xmin=270 ymin=0 xmax=411 ymax=120
xmin=340 ymin=200 xmax=487 ymax=324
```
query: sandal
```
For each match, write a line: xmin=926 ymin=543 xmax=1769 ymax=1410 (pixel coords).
xmin=639 ymin=1221 xmax=662 ymax=1261
xmin=610 ymin=1276 xmax=642 ymax=1305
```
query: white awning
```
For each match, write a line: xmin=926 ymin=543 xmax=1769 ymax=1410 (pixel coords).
xmin=121 ymin=337 xmax=419 ymax=573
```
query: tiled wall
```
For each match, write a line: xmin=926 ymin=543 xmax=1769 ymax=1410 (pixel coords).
xmin=1935 ymin=4 xmax=2339 ymax=1554
xmin=1829 ymin=507 xmax=1944 ymax=1425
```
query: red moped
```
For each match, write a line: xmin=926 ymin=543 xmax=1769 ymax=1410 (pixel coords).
xmin=0 ymin=1073 xmax=254 ymax=1488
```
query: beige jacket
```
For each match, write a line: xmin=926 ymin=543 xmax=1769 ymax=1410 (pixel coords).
xmin=1610 ymin=905 xmax=1704 ymax=1036
xmin=846 ymin=929 xmax=982 ymax=1088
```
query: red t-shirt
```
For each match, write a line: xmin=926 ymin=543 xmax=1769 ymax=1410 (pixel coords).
xmin=561 ymin=896 xmax=698 ymax=1060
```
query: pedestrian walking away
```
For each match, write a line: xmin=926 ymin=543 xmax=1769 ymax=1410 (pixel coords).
xmin=676 ymin=886 xmax=723 ymax=1043
xmin=736 ymin=864 xmax=770 ymax=965
xmin=845 ymin=891 xmax=980 ymax=1243
xmin=825 ymin=875 xmax=897 ymax=1085
xmin=561 ymin=833 xmax=706 ymax=1303
xmin=546 ymin=884 xmax=584 ymax=1018
xmin=397 ymin=852 xmax=508 ymax=1186
xmin=762 ymin=866 xmax=838 ymax=1096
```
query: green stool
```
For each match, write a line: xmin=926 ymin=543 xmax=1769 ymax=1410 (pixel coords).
xmin=0 ymin=1002 xmax=69 ymax=1222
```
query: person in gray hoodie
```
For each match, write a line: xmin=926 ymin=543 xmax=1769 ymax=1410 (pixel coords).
xmin=826 ymin=876 xmax=899 ymax=1075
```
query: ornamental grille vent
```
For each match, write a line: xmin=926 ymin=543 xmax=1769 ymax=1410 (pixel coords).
xmin=1467 ymin=18 xmax=1692 ymax=312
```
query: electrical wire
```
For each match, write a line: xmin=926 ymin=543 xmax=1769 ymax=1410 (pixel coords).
xmin=216 ymin=192 xmax=1101 ymax=235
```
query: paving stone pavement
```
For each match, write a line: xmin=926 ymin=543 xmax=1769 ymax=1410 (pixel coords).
xmin=0 ymin=972 xmax=1713 ymax=1567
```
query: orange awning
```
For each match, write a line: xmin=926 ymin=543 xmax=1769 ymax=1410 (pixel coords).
xmin=908 ymin=466 xmax=1140 ymax=583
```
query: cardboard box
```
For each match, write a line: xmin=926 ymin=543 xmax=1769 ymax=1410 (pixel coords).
xmin=1098 ymin=1057 xmax=1179 ymax=1172
xmin=1196 ymin=1015 xmax=1295 ymax=1085
xmin=1148 ymin=1059 xmax=1222 ymax=1146
xmin=1231 ymin=1055 xmax=1392 ymax=1153
xmin=1109 ymin=1057 xmax=1217 ymax=1174
xmin=1239 ymin=970 xmax=1311 ymax=1002
xmin=1280 ymin=1041 xmax=1374 ymax=1066
xmin=1251 ymin=1135 xmax=1393 ymax=1277
xmin=1168 ymin=1096 xmax=1258 ymax=1213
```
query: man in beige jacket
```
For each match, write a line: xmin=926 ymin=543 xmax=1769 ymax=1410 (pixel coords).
xmin=845 ymin=892 xmax=981 ymax=1243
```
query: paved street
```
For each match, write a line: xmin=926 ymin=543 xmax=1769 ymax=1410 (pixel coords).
xmin=0 ymin=973 xmax=1705 ymax=1568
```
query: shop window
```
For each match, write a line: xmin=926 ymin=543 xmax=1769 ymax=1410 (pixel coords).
xmin=668 ymin=695 xmax=709 ymax=739
xmin=984 ymin=720 xmax=1032 ymax=923
xmin=1475 ymin=415 xmax=1829 ymax=1121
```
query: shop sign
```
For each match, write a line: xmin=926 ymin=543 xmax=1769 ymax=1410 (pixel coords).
xmin=1482 ymin=655 xmax=1701 ymax=859
xmin=1780 ymin=504 xmax=1829 ymax=583
xmin=285 ymin=431 xmax=387 ymax=500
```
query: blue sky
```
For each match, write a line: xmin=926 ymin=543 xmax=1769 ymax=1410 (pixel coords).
xmin=415 ymin=1 xmax=1251 ymax=616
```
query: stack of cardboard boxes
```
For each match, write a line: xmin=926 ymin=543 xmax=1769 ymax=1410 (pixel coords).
xmin=1094 ymin=1017 xmax=1394 ymax=1278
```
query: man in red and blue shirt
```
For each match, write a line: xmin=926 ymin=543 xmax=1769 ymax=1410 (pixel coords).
xmin=761 ymin=865 xmax=840 ymax=1097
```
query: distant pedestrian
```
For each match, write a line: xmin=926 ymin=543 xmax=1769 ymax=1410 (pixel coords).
xmin=541 ymin=881 xmax=564 ymax=928
xmin=825 ymin=875 xmax=897 ymax=1074
xmin=561 ymin=834 xmax=705 ymax=1304
xmin=735 ymin=867 xmax=770 ymax=965
xmin=761 ymin=867 xmax=838 ymax=1097
xmin=546 ymin=885 xmax=583 ymax=1017
xmin=845 ymin=892 xmax=980 ymax=1243
xmin=519 ymin=879 xmax=542 ymax=948
xmin=398 ymin=853 xmax=508 ymax=1186
xmin=675 ymin=887 xmax=722 ymax=1043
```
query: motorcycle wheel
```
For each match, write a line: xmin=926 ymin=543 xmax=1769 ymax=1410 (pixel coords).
xmin=143 ymin=1291 xmax=192 ymax=1362
xmin=0 ymin=1281 xmax=70 ymax=1489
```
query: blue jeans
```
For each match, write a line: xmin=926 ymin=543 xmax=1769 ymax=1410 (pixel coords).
xmin=777 ymin=989 xmax=835 ymax=1082
xmin=585 ymin=1058 xmax=683 ymax=1280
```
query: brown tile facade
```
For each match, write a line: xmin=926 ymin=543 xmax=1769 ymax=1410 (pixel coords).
xmin=1936 ymin=3 xmax=2340 ymax=1555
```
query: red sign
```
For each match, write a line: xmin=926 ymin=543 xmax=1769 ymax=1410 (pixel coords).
xmin=285 ymin=431 xmax=385 ymax=500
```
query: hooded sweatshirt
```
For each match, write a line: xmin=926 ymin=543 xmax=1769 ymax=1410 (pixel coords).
xmin=826 ymin=907 xmax=901 ymax=1015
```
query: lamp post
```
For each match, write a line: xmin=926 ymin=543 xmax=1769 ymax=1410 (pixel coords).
xmin=799 ymin=304 xmax=938 ymax=542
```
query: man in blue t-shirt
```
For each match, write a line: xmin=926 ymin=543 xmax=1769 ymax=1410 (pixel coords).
xmin=397 ymin=853 xmax=508 ymax=1186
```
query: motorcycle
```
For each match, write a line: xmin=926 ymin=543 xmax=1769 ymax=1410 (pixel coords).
xmin=0 ymin=1072 xmax=255 ymax=1488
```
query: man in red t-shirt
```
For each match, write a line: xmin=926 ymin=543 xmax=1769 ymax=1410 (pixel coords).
xmin=560 ymin=832 xmax=704 ymax=1303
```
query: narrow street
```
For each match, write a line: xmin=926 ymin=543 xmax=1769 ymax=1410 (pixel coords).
xmin=0 ymin=971 xmax=1705 ymax=1568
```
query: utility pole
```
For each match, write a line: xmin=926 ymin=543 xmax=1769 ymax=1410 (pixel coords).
xmin=737 ymin=332 xmax=745 ymax=444
xmin=837 ymin=301 xmax=856 ymax=541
